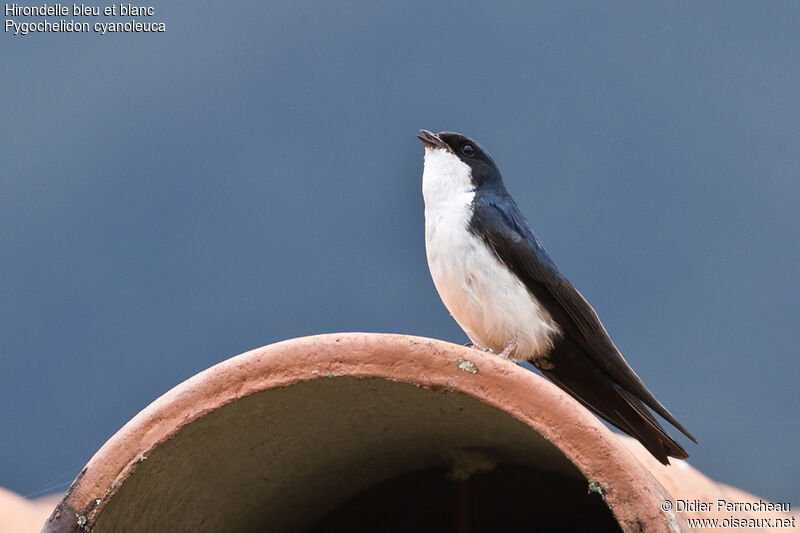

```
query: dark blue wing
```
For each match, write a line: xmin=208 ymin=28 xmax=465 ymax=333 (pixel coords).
xmin=469 ymin=193 xmax=566 ymax=285
xmin=469 ymin=192 xmax=696 ymax=442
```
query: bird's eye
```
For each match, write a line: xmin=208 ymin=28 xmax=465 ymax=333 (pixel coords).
xmin=461 ymin=143 xmax=476 ymax=157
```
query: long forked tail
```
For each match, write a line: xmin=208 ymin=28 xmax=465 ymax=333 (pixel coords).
xmin=536 ymin=336 xmax=689 ymax=465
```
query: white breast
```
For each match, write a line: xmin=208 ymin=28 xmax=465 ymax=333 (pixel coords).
xmin=422 ymin=148 xmax=560 ymax=360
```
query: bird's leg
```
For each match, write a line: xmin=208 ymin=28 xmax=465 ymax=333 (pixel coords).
xmin=496 ymin=339 xmax=518 ymax=360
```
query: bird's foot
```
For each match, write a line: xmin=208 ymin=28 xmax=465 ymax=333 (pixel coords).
xmin=496 ymin=340 xmax=518 ymax=360
xmin=468 ymin=343 xmax=494 ymax=354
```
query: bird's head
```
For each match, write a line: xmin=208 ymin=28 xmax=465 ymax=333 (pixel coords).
xmin=418 ymin=130 xmax=503 ymax=200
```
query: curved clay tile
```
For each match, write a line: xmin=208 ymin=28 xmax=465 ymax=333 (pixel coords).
xmin=39 ymin=333 xmax=794 ymax=532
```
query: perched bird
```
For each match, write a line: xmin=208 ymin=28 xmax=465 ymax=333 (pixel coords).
xmin=418 ymin=129 xmax=696 ymax=464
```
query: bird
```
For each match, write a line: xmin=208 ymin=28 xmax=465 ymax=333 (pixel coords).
xmin=417 ymin=129 xmax=696 ymax=465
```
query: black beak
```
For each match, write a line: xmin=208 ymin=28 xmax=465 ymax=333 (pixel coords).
xmin=417 ymin=130 xmax=453 ymax=152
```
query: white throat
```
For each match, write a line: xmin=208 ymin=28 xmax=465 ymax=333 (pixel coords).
xmin=422 ymin=148 xmax=475 ymax=211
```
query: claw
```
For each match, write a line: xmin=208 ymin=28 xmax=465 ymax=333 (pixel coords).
xmin=468 ymin=343 xmax=494 ymax=354
xmin=496 ymin=340 xmax=518 ymax=360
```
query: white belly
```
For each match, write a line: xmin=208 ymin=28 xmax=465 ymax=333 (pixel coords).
xmin=424 ymin=202 xmax=561 ymax=361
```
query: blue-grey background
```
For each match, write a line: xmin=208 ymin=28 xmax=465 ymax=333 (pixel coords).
xmin=2 ymin=1 xmax=798 ymax=505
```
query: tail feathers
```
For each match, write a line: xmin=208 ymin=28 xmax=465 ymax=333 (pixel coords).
xmin=537 ymin=336 xmax=692 ymax=465
xmin=542 ymin=370 xmax=686 ymax=465
xmin=617 ymin=388 xmax=689 ymax=462
xmin=620 ymin=373 xmax=697 ymax=444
